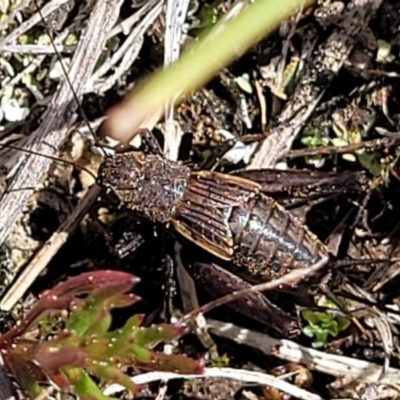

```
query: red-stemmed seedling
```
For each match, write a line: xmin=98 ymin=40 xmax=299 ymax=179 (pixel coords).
xmin=0 ymin=270 xmax=203 ymax=400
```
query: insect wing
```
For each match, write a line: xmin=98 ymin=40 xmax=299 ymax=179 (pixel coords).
xmin=172 ymin=171 xmax=260 ymax=261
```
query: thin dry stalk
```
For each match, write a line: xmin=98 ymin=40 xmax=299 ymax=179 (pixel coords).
xmin=0 ymin=185 xmax=101 ymax=311
xmin=103 ymin=367 xmax=324 ymax=400
xmin=163 ymin=0 xmax=191 ymax=161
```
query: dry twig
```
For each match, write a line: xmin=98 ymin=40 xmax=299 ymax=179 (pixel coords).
xmin=0 ymin=185 xmax=101 ymax=311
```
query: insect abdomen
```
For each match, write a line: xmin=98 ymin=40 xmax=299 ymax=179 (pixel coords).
xmin=173 ymin=170 xmax=329 ymax=280
xmin=229 ymin=193 xmax=328 ymax=281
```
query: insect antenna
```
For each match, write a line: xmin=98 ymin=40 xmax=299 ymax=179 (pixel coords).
xmin=32 ymin=0 xmax=107 ymax=157
xmin=0 ymin=0 xmax=112 ymax=184
xmin=0 ymin=142 xmax=97 ymax=181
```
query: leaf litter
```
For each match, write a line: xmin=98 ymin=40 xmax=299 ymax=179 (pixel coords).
xmin=1 ymin=0 xmax=400 ymax=399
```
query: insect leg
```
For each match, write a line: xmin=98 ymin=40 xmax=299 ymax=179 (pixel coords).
xmin=231 ymin=169 xmax=367 ymax=199
xmin=186 ymin=261 xmax=301 ymax=336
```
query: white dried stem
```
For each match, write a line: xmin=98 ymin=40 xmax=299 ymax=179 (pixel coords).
xmin=163 ymin=0 xmax=190 ymax=161
xmin=208 ymin=319 xmax=400 ymax=386
xmin=104 ymin=367 xmax=323 ymax=400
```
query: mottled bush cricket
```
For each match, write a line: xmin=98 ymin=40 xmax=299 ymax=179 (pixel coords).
xmin=0 ymin=0 xmax=367 ymax=336
xmin=98 ymin=129 xmax=366 ymax=334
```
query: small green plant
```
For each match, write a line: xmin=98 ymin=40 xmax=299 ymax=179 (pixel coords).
xmin=302 ymin=297 xmax=351 ymax=348
xmin=210 ymin=353 xmax=230 ymax=368
xmin=0 ymin=270 xmax=203 ymax=400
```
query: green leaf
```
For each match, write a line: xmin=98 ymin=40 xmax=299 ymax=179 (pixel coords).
xmin=67 ymin=298 xmax=111 ymax=335
xmin=134 ymin=324 xmax=184 ymax=348
xmin=302 ymin=310 xmax=323 ymax=325
xmin=302 ymin=325 xmax=316 ymax=339
xmin=324 ymin=321 xmax=338 ymax=336
xmin=136 ymin=352 xmax=204 ymax=374
xmin=64 ymin=368 xmax=117 ymax=400
xmin=130 ymin=344 xmax=152 ymax=363
xmin=357 ymin=151 xmax=383 ymax=177
xmin=12 ymin=356 xmax=46 ymax=400
xmin=302 ymin=309 xmax=350 ymax=347
xmin=313 ymin=329 xmax=328 ymax=345
xmin=89 ymin=362 xmax=138 ymax=394
xmin=337 ymin=316 xmax=351 ymax=331
xmin=376 ymin=39 xmax=392 ymax=63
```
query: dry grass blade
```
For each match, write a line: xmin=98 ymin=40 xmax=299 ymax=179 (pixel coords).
xmin=0 ymin=0 xmax=124 ymax=248
xmin=208 ymin=319 xmax=400 ymax=386
xmin=0 ymin=185 xmax=101 ymax=311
